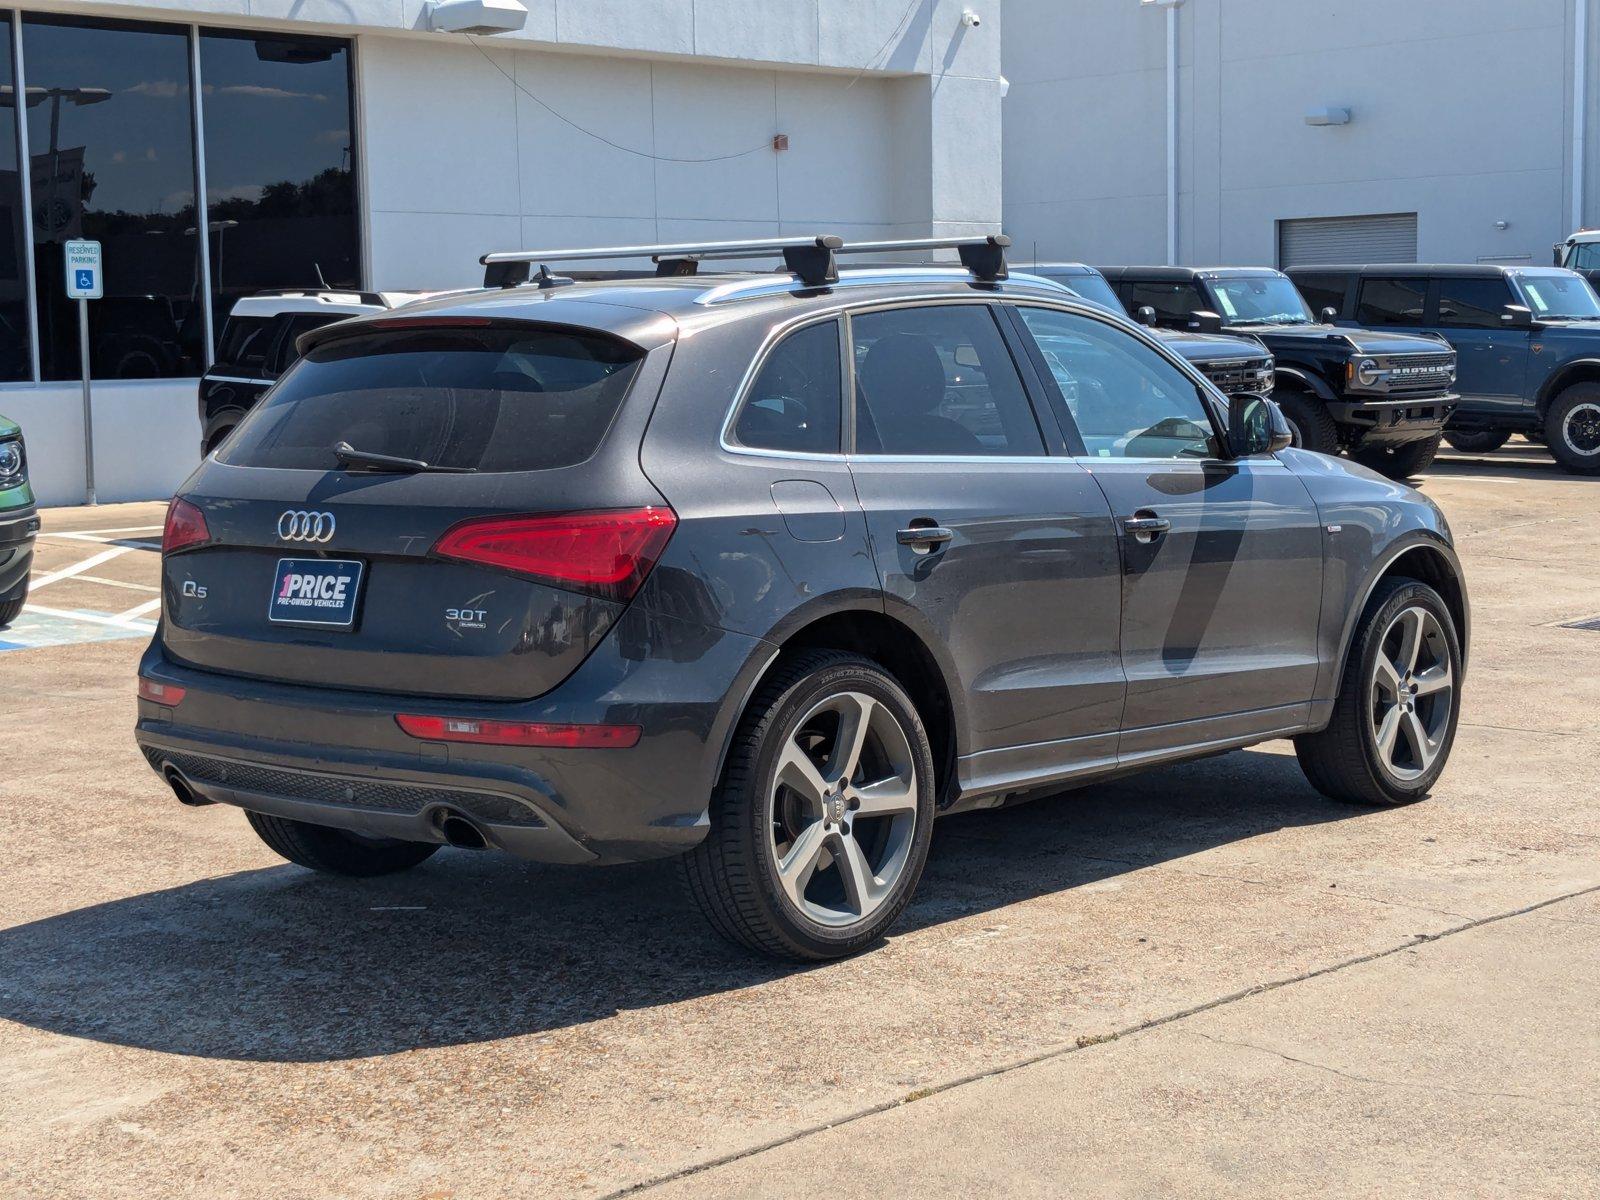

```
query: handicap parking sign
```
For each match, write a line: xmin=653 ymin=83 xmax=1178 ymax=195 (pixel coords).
xmin=64 ymin=240 xmax=103 ymax=300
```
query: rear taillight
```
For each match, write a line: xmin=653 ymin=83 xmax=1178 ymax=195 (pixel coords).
xmin=431 ymin=507 xmax=677 ymax=602
xmin=395 ymin=714 xmax=640 ymax=749
xmin=138 ymin=678 xmax=187 ymax=706
xmin=162 ymin=496 xmax=211 ymax=554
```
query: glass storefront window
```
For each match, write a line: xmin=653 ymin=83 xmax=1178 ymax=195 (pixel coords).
xmin=0 ymin=12 xmax=32 ymax=381
xmin=22 ymin=14 xmax=202 ymax=381
xmin=198 ymin=31 xmax=358 ymax=353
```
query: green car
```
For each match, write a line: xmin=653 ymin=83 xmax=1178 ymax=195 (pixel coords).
xmin=0 ymin=414 xmax=38 ymax=629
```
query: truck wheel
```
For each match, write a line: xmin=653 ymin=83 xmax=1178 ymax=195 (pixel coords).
xmin=680 ymin=649 xmax=936 ymax=961
xmin=1354 ymin=432 xmax=1442 ymax=480
xmin=1295 ymin=577 xmax=1461 ymax=806
xmin=0 ymin=594 xmax=24 ymax=629
xmin=1443 ymin=430 xmax=1508 ymax=454
xmin=1544 ymin=384 xmax=1600 ymax=475
xmin=1276 ymin=392 xmax=1340 ymax=455
xmin=245 ymin=811 xmax=440 ymax=876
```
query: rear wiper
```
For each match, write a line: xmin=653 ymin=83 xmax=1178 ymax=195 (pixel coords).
xmin=333 ymin=441 xmax=476 ymax=474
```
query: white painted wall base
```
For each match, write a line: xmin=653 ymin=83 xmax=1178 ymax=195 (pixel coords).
xmin=0 ymin=380 xmax=200 ymax=507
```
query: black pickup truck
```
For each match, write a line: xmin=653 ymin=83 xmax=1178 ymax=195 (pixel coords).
xmin=1095 ymin=266 xmax=1458 ymax=479
xmin=1029 ymin=264 xmax=1276 ymax=398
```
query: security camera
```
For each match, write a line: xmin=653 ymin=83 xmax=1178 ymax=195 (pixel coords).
xmin=961 ymin=9 xmax=981 ymax=27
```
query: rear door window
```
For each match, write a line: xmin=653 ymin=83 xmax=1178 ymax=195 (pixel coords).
xmin=850 ymin=305 xmax=1045 ymax=457
xmin=1356 ymin=278 xmax=1428 ymax=326
xmin=1117 ymin=280 xmax=1206 ymax=323
xmin=730 ymin=320 xmax=842 ymax=453
xmin=221 ymin=325 xmax=644 ymax=472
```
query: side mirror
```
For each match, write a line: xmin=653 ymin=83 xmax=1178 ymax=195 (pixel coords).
xmin=1189 ymin=310 xmax=1225 ymax=334
xmin=1134 ymin=305 xmax=1158 ymax=327
xmin=1319 ymin=305 xmax=1340 ymax=324
xmin=1227 ymin=393 xmax=1293 ymax=457
xmin=1502 ymin=304 xmax=1537 ymax=329
xmin=1554 ymin=242 xmax=1566 ymax=267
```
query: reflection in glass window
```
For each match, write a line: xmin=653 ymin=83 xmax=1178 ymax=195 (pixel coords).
xmin=0 ymin=13 xmax=31 ymax=380
xmin=23 ymin=15 xmax=201 ymax=380
xmin=198 ymin=32 xmax=359 ymax=354
xmin=1355 ymin=278 xmax=1427 ymax=327
xmin=1017 ymin=306 xmax=1218 ymax=460
xmin=1436 ymin=278 xmax=1514 ymax=327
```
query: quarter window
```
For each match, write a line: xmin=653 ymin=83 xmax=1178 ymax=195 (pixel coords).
xmin=1355 ymin=278 xmax=1428 ymax=326
xmin=731 ymin=320 xmax=843 ymax=454
xmin=1016 ymin=306 xmax=1220 ymax=460
xmin=851 ymin=306 xmax=1044 ymax=457
xmin=1436 ymin=279 xmax=1514 ymax=327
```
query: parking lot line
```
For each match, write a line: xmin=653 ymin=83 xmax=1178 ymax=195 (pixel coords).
xmin=111 ymin=598 xmax=163 ymax=623
xmin=23 ymin=603 xmax=158 ymax=632
xmin=75 ymin=575 xmax=160 ymax=594
xmin=28 ymin=546 xmax=140 ymax=590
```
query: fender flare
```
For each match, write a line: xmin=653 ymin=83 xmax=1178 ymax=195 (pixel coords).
xmin=1273 ymin=365 xmax=1338 ymax=402
xmin=1328 ymin=532 xmax=1469 ymax=698
xmin=1535 ymin=358 xmax=1600 ymax=416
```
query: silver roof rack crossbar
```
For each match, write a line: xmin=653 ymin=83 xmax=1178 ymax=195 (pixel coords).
xmin=479 ymin=233 xmax=1010 ymax=290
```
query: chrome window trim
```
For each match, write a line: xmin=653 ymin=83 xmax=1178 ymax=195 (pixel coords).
xmin=717 ymin=290 xmax=1242 ymax=465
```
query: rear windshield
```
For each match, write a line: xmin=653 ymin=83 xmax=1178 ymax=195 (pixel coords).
xmin=220 ymin=324 xmax=644 ymax=472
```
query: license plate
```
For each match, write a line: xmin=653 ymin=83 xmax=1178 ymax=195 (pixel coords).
xmin=268 ymin=558 xmax=364 ymax=627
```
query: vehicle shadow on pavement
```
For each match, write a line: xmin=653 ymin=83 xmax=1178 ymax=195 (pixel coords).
xmin=0 ymin=748 xmax=1357 ymax=1063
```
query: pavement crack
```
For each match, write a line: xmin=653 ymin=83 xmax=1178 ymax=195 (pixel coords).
xmin=607 ymin=879 xmax=1600 ymax=1199
xmin=1185 ymin=1031 xmax=1591 ymax=1111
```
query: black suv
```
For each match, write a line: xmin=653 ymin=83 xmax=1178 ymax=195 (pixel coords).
xmin=136 ymin=235 xmax=1469 ymax=960
xmin=1097 ymin=266 xmax=1458 ymax=479
xmin=1290 ymin=264 xmax=1600 ymax=474
xmin=1028 ymin=264 xmax=1276 ymax=398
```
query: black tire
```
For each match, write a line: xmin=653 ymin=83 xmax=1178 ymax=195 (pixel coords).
xmin=1543 ymin=384 xmax=1600 ymax=475
xmin=245 ymin=811 xmax=440 ymax=876
xmin=204 ymin=425 xmax=236 ymax=456
xmin=1443 ymin=429 xmax=1509 ymax=454
xmin=0 ymin=591 xmax=24 ymax=629
xmin=1354 ymin=432 xmax=1443 ymax=480
xmin=1295 ymin=578 xmax=1462 ymax=807
xmin=680 ymin=649 xmax=936 ymax=961
xmin=1276 ymin=391 xmax=1340 ymax=455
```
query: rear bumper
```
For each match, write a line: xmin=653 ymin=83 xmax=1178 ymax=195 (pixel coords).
xmin=0 ymin=505 xmax=38 ymax=600
xmin=134 ymin=602 xmax=776 ymax=865
xmin=1329 ymin=394 xmax=1455 ymax=445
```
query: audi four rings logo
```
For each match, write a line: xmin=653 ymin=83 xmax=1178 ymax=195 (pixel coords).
xmin=277 ymin=510 xmax=336 ymax=543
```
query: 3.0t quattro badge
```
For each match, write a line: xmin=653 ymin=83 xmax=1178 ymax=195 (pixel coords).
xmin=277 ymin=510 xmax=336 ymax=543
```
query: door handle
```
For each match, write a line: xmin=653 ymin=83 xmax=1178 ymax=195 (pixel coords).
xmin=1123 ymin=513 xmax=1170 ymax=543
xmin=896 ymin=524 xmax=954 ymax=548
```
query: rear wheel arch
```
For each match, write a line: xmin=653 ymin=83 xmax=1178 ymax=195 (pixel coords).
xmin=723 ymin=609 xmax=962 ymax=807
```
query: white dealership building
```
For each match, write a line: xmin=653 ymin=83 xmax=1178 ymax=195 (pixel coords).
xmin=0 ymin=0 xmax=1003 ymax=504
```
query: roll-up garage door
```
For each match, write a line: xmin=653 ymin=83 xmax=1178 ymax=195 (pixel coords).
xmin=1277 ymin=213 xmax=1418 ymax=268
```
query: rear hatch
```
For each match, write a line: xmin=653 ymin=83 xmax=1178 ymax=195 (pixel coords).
xmin=161 ymin=317 xmax=674 ymax=701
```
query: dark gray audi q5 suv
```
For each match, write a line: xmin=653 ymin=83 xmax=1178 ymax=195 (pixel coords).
xmin=136 ymin=235 xmax=1468 ymax=961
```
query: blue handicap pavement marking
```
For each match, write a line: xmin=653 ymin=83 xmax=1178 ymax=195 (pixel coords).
xmin=0 ymin=608 xmax=154 ymax=652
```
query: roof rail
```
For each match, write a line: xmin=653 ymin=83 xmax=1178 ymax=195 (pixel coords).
xmin=479 ymin=233 xmax=1011 ymax=290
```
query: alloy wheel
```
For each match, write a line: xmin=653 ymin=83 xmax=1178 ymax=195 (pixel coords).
xmin=1369 ymin=605 xmax=1454 ymax=782
xmin=767 ymin=691 xmax=919 ymax=928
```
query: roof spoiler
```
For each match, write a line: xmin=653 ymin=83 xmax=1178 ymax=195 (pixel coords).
xmin=479 ymin=234 xmax=1011 ymax=290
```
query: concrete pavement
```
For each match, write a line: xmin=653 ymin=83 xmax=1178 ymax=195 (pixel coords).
xmin=1 ymin=443 xmax=1597 ymax=1199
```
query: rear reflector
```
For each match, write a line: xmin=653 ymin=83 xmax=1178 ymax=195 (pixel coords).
xmin=138 ymin=678 xmax=187 ymax=706
xmin=162 ymin=496 xmax=211 ymax=555
xmin=431 ymin=507 xmax=676 ymax=602
xmin=395 ymin=713 xmax=641 ymax=749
